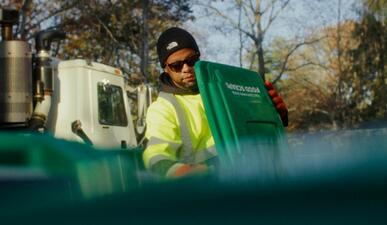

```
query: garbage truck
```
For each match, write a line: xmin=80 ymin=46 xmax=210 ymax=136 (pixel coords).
xmin=0 ymin=8 xmax=152 ymax=149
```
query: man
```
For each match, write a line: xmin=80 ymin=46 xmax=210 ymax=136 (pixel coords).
xmin=143 ymin=27 xmax=287 ymax=178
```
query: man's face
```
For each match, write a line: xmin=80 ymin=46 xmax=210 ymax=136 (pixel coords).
xmin=164 ymin=48 xmax=199 ymax=90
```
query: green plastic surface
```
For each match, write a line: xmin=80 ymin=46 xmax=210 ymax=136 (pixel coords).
xmin=2 ymin=129 xmax=387 ymax=224
xmin=195 ymin=61 xmax=286 ymax=165
xmin=0 ymin=132 xmax=145 ymax=199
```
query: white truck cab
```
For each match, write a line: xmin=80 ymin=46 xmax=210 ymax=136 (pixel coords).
xmin=47 ymin=60 xmax=138 ymax=149
xmin=0 ymin=11 xmax=150 ymax=150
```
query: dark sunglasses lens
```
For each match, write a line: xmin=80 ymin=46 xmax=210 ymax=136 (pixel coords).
xmin=168 ymin=55 xmax=199 ymax=72
xmin=186 ymin=57 xmax=198 ymax=67
xmin=169 ymin=61 xmax=184 ymax=72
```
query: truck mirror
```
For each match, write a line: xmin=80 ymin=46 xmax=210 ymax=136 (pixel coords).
xmin=71 ymin=120 xmax=93 ymax=146
xmin=135 ymin=84 xmax=153 ymax=143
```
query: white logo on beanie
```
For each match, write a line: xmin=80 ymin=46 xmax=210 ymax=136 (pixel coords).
xmin=166 ymin=41 xmax=178 ymax=50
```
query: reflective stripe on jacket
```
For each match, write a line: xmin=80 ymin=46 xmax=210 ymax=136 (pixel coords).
xmin=143 ymin=92 xmax=217 ymax=175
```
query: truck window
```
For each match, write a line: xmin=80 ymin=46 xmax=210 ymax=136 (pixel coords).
xmin=97 ymin=83 xmax=128 ymax=126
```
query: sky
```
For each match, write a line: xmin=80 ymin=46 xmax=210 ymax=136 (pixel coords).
xmin=184 ymin=0 xmax=360 ymax=67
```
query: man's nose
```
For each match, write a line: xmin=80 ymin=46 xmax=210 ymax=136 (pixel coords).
xmin=181 ymin=63 xmax=194 ymax=72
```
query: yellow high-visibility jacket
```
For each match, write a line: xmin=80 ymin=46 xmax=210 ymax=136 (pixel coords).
xmin=143 ymin=92 xmax=217 ymax=176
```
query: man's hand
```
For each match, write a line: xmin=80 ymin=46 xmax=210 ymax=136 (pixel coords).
xmin=172 ymin=163 xmax=208 ymax=178
xmin=264 ymin=81 xmax=288 ymax=127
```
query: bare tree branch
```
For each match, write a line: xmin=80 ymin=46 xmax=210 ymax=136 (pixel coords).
xmin=237 ymin=0 xmax=243 ymax=67
xmin=272 ymin=36 xmax=327 ymax=83
xmin=17 ymin=0 xmax=32 ymax=39
xmin=262 ymin=0 xmax=290 ymax=34
xmin=24 ymin=2 xmax=79 ymax=40
xmin=262 ymin=0 xmax=280 ymax=16
xmin=94 ymin=16 xmax=119 ymax=44
xmin=285 ymin=62 xmax=315 ymax=71
xmin=241 ymin=1 xmax=254 ymax=28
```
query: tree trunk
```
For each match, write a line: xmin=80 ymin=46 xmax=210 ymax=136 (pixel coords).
xmin=256 ymin=0 xmax=266 ymax=80
xmin=141 ymin=0 xmax=149 ymax=82
xmin=17 ymin=0 xmax=32 ymax=40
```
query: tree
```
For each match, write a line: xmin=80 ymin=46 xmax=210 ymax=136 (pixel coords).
xmin=1 ymin=0 xmax=194 ymax=84
xmin=57 ymin=0 xmax=194 ymax=84
xmin=271 ymin=18 xmax=358 ymax=131
xmin=1 ymin=0 xmax=75 ymax=41
xmin=280 ymin=0 xmax=387 ymax=131
xmin=194 ymin=0 xmax=325 ymax=84
xmin=341 ymin=0 xmax=387 ymax=124
xmin=196 ymin=0 xmax=291 ymax=81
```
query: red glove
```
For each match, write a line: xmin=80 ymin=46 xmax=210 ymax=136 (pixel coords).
xmin=173 ymin=164 xmax=208 ymax=177
xmin=264 ymin=81 xmax=288 ymax=127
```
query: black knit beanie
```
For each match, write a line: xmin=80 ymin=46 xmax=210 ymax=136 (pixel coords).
xmin=157 ymin=27 xmax=200 ymax=68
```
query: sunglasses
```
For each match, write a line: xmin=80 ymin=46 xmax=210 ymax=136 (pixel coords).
xmin=166 ymin=54 xmax=199 ymax=72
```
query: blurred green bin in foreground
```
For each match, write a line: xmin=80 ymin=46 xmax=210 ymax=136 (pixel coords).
xmin=0 ymin=132 xmax=145 ymax=200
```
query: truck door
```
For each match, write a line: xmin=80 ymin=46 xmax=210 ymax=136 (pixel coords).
xmin=90 ymin=70 xmax=137 ymax=149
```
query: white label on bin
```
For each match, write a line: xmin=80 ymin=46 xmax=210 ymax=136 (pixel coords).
xmin=225 ymin=82 xmax=261 ymax=97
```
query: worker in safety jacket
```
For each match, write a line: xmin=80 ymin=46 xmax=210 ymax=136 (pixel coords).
xmin=143 ymin=27 xmax=288 ymax=178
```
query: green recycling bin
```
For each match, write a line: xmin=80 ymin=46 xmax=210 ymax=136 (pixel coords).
xmin=195 ymin=61 xmax=287 ymax=166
